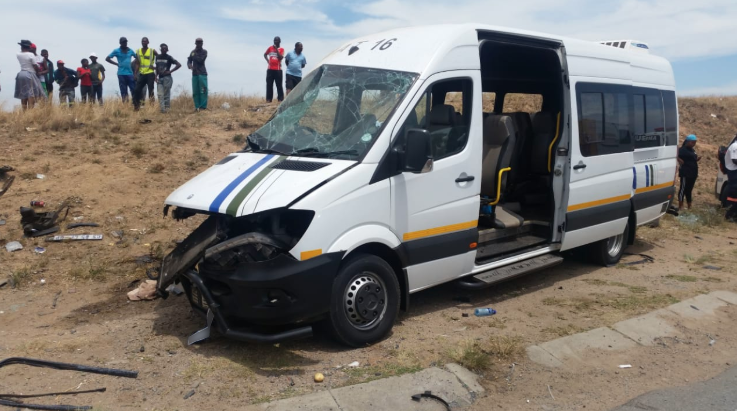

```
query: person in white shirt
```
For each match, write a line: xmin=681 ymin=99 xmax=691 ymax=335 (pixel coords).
xmin=14 ymin=39 xmax=47 ymax=110
xmin=724 ymin=135 xmax=737 ymax=221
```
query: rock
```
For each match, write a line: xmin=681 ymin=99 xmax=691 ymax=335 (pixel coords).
xmin=183 ymin=390 xmax=195 ymax=400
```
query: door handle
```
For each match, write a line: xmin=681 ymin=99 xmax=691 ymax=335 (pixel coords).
xmin=455 ymin=175 xmax=475 ymax=183
xmin=573 ymin=163 xmax=587 ymax=170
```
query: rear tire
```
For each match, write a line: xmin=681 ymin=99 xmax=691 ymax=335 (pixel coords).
xmin=592 ymin=222 xmax=630 ymax=267
xmin=327 ymin=254 xmax=400 ymax=347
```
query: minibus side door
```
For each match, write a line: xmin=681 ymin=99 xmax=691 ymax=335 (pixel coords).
xmin=561 ymin=81 xmax=634 ymax=251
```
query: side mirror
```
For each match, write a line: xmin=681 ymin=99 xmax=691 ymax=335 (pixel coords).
xmin=402 ymin=128 xmax=433 ymax=174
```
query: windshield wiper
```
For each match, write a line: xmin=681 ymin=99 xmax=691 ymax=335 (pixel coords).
xmin=246 ymin=134 xmax=290 ymax=156
xmin=298 ymin=149 xmax=360 ymax=158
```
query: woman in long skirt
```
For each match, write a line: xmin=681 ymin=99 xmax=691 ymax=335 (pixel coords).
xmin=14 ymin=39 xmax=47 ymax=110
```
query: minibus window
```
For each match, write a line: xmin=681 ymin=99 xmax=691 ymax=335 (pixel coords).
xmin=397 ymin=78 xmax=473 ymax=160
xmin=577 ymin=83 xmax=633 ymax=156
xmin=633 ymin=94 xmax=646 ymax=137
xmin=579 ymin=92 xmax=604 ymax=156
xmin=482 ymin=92 xmax=496 ymax=113
xmin=503 ymin=93 xmax=542 ymax=113
xmin=661 ymin=91 xmax=678 ymax=146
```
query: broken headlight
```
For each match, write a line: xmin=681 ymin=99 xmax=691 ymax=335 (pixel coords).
xmin=203 ymin=233 xmax=287 ymax=270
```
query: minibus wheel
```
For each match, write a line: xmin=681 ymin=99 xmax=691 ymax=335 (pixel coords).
xmin=328 ymin=254 xmax=400 ymax=347
xmin=592 ymin=222 xmax=630 ymax=267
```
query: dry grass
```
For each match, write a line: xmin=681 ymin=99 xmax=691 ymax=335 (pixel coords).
xmin=446 ymin=335 xmax=523 ymax=372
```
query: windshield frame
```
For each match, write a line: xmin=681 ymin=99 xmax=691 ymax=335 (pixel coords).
xmin=243 ymin=64 xmax=420 ymax=162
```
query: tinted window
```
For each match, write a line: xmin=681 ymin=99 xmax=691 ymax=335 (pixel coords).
xmin=633 ymin=94 xmax=645 ymax=136
xmin=577 ymin=83 xmax=633 ymax=157
xmin=662 ymin=90 xmax=678 ymax=146
xmin=397 ymin=78 xmax=473 ymax=160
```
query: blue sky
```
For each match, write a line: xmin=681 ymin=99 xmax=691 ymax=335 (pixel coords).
xmin=2 ymin=0 xmax=736 ymax=109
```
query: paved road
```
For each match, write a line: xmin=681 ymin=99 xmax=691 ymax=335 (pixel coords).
xmin=611 ymin=365 xmax=737 ymax=411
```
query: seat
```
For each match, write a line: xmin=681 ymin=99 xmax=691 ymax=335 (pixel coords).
xmin=506 ymin=112 xmax=534 ymax=184
xmin=530 ymin=112 xmax=557 ymax=175
xmin=481 ymin=114 xmax=517 ymax=199
xmin=426 ymin=105 xmax=458 ymax=158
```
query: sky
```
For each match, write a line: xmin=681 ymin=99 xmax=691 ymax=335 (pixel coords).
xmin=1 ymin=0 xmax=736 ymax=109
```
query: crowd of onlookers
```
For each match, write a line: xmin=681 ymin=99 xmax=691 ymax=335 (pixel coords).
xmin=7 ymin=36 xmax=306 ymax=113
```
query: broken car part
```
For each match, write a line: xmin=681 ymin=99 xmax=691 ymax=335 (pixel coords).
xmin=20 ymin=203 xmax=69 ymax=238
xmin=0 ymin=357 xmax=138 ymax=378
xmin=411 ymin=391 xmax=451 ymax=411
xmin=0 ymin=166 xmax=14 ymax=198
xmin=66 ymin=222 xmax=100 ymax=229
xmin=45 ymin=234 xmax=103 ymax=242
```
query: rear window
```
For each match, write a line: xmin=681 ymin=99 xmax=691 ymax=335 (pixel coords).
xmin=503 ymin=93 xmax=542 ymax=113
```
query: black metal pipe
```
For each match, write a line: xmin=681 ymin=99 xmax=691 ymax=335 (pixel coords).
xmin=183 ymin=270 xmax=313 ymax=343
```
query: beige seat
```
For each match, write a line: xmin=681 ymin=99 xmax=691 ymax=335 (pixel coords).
xmin=481 ymin=114 xmax=522 ymax=229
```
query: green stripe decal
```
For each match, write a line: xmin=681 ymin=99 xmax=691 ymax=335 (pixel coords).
xmin=225 ymin=156 xmax=284 ymax=216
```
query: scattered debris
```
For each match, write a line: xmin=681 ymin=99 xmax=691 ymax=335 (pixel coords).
xmin=0 ymin=279 xmax=8 ymax=288
xmin=110 ymin=230 xmax=124 ymax=239
xmin=623 ymin=253 xmax=655 ymax=265
xmin=547 ymin=385 xmax=555 ymax=400
xmin=474 ymin=308 xmax=496 ymax=317
xmin=0 ymin=166 xmax=15 ymax=198
xmin=411 ymin=391 xmax=451 ymax=411
xmin=46 ymin=234 xmax=103 ymax=242
xmin=34 ymin=246 xmax=46 ymax=254
xmin=40 ymin=279 xmax=46 ymax=285
xmin=703 ymin=265 xmax=722 ymax=271
xmin=0 ymin=219 xmax=5 ymax=226
xmin=36 ymin=174 xmax=45 ymax=180
xmin=67 ymin=222 xmax=100 ymax=230
xmin=134 ymin=255 xmax=155 ymax=265
xmin=690 ymin=305 xmax=700 ymax=311
xmin=347 ymin=361 xmax=360 ymax=368
xmin=618 ymin=364 xmax=632 ymax=369
xmin=139 ymin=119 xmax=152 ymax=124
xmin=21 ymin=203 xmax=69 ymax=237
xmin=462 ymin=313 xmax=469 ymax=317
xmin=52 ymin=291 xmax=61 ymax=309
xmin=5 ymin=241 xmax=23 ymax=252
xmin=165 ymin=283 xmax=184 ymax=296
xmin=127 ymin=280 xmax=158 ymax=301
xmin=221 ymin=102 xmax=231 ymax=110
xmin=314 ymin=373 xmax=324 ymax=383
xmin=711 ymin=113 xmax=717 ymax=118
xmin=183 ymin=390 xmax=196 ymax=400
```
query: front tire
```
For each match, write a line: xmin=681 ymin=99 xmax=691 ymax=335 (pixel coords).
xmin=328 ymin=254 xmax=400 ymax=347
xmin=592 ymin=222 xmax=630 ymax=267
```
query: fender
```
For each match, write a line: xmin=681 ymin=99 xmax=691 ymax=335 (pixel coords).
xmin=327 ymin=224 xmax=402 ymax=255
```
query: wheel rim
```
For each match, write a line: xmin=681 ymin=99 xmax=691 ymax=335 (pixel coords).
xmin=606 ymin=233 xmax=624 ymax=258
xmin=343 ymin=272 xmax=388 ymax=330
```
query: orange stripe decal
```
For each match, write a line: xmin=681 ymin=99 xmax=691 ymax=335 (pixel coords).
xmin=567 ymin=194 xmax=631 ymax=212
xmin=300 ymin=249 xmax=322 ymax=261
xmin=635 ymin=181 xmax=675 ymax=194
xmin=403 ymin=220 xmax=478 ymax=242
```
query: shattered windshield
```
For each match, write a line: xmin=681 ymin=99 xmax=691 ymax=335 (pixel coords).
xmin=248 ymin=65 xmax=418 ymax=160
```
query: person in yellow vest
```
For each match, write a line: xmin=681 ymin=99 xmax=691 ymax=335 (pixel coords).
xmin=132 ymin=37 xmax=157 ymax=110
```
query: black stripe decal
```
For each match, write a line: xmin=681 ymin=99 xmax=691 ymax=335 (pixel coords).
xmin=566 ymin=200 xmax=630 ymax=232
xmin=633 ymin=186 xmax=673 ymax=211
xmin=396 ymin=228 xmax=478 ymax=266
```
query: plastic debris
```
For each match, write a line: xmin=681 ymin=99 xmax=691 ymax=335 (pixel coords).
xmin=314 ymin=373 xmax=324 ymax=383
xmin=703 ymin=265 xmax=722 ymax=271
xmin=5 ymin=241 xmax=23 ymax=252
xmin=165 ymin=283 xmax=184 ymax=296
xmin=40 ymin=279 xmax=46 ymax=285
xmin=127 ymin=280 xmax=158 ymax=301
xmin=221 ymin=102 xmax=231 ymax=110
xmin=676 ymin=213 xmax=699 ymax=227
xmin=183 ymin=390 xmax=196 ymax=400
xmin=474 ymin=308 xmax=497 ymax=317
xmin=347 ymin=361 xmax=360 ymax=368
xmin=618 ymin=364 xmax=632 ymax=369
xmin=34 ymin=246 xmax=46 ymax=254
xmin=711 ymin=113 xmax=717 ymax=118
xmin=46 ymin=234 xmax=103 ymax=242
xmin=36 ymin=174 xmax=45 ymax=179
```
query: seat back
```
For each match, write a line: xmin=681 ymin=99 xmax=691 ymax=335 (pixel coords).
xmin=530 ymin=112 xmax=557 ymax=175
xmin=427 ymin=104 xmax=456 ymax=132
xmin=507 ymin=112 xmax=533 ymax=183
xmin=481 ymin=114 xmax=517 ymax=198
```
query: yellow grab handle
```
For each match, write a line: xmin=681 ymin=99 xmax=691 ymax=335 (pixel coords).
xmin=487 ymin=167 xmax=511 ymax=206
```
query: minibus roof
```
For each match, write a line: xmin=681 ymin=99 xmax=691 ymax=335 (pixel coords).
xmin=320 ymin=23 xmax=675 ymax=88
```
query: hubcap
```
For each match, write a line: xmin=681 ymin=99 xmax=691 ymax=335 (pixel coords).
xmin=606 ymin=233 xmax=624 ymax=258
xmin=343 ymin=272 xmax=388 ymax=330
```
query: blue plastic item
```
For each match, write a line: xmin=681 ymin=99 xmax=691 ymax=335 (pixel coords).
xmin=474 ymin=308 xmax=497 ymax=317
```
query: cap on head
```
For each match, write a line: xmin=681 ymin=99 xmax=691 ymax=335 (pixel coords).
xmin=195 ymin=38 xmax=203 ymax=43
xmin=686 ymin=134 xmax=697 ymax=141
xmin=30 ymin=43 xmax=37 ymax=50
xmin=57 ymin=60 xmax=65 ymax=65
xmin=90 ymin=52 xmax=97 ymax=58
xmin=18 ymin=39 xmax=32 ymax=48
xmin=119 ymin=36 xmax=128 ymax=43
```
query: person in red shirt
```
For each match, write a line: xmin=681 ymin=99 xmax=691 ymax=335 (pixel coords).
xmin=263 ymin=36 xmax=284 ymax=102
xmin=77 ymin=59 xmax=93 ymax=103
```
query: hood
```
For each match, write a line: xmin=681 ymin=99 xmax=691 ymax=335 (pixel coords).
xmin=165 ymin=153 xmax=354 ymax=216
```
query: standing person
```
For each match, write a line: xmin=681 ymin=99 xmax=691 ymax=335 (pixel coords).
xmin=677 ymin=134 xmax=700 ymax=211
xmin=132 ymin=37 xmax=157 ymax=110
xmin=40 ymin=49 xmax=54 ymax=98
xmin=54 ymin=60 xmax=78 ymax=107
xmin=88 ymin=53 xmax=106 ymax=105
xmin=724 ymin=135 xmax=737 ymax=221
xmin=14 ymin=40 xmax=46 ymax=110
xmin=264 ymin=36 xmax=284 ymax=102
xmin=106 ymin=37 xmax=137 ymax=102
xmin=285 ymin=42 xmax=306 ymax=95
xmin=77 ymin=59 xmax=93 ymax=103
xmin=155 ymin=43 xmax=181 ymax=113
xmin=187 ymin=38 xmax=208 ymax=111
xmin=30 ymin=44 xmax=49 ymax=101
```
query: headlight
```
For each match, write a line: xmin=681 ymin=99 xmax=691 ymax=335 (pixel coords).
xmin=203 ymin=233 xmax=286 ymax=269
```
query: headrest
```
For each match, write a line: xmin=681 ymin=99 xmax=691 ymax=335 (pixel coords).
xmin=483 ymin=115 xmax=514 ymax=147
xmin=532 ymin=112 xmax=556 ymax=134
xmin=428 ymin=105 xmax=456 ymax=126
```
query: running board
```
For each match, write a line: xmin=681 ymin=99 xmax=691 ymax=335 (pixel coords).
xmin=457 ymin=254 xmax=563 ymax=289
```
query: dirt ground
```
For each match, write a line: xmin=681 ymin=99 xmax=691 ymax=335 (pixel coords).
xmin=1 ymin=96 xmax=737 ymax=410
